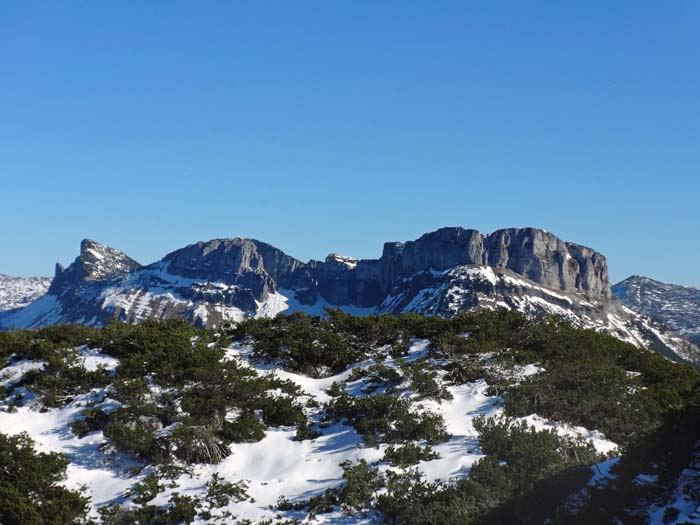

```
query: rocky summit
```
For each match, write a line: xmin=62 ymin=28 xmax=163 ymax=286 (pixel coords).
xmin=1 ymin=227 xmax=698 ymax=364
xmin=613 ymin=275 xmax=700 ymax=344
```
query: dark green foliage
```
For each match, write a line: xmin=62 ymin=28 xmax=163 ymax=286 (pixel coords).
xmin=99 ymin=492 xmax=198 ymax=525
xmin=204 ymin=473 xmax=249 ymax=507
xmin=171 ymin=422 xmax=231 ymax=465
xmin=70 ymin=407 xmax=110 ymax=438
xmin=260 ymin=396 xmax=306 ymax=427
xmin=348 ymin=362 xmax=404 ymax=393
xmin=399 ymin=359 xmax=452 ymax=400
xmin=11 ymin=346 xmax=111 ymax=408
xmin=563 ymin=387 xmax=700 ymax=524
xmin=376 ymin=418 xmax=600 ymax=525
xmin=327 ymin=393 xmax=449 ymax=445
xmin=127 ymin=473 xmax=162 ymax=504
xmin=383 ymin=443 xmax=440 ymax=467
xmin=0 ymin=432 xmax=90 ymax=525
xmin=218 ymin=415 xmax=266 ymax=444
xmin=0 ymin=324 xmax=99 ymax=362
xmin=500 ymin=321 xmax=699 ymax=446
xmin=103 ymin=415 xmax=166 ymax=462
xmin=233 ymin=312 xmax=362 ymax=377
xmin=103 ymin=319 xmax=225 ymax=386
xmin=474 ymin=416 xmax=598 ymax=491
xmin=326 ymin=381 xmax=344 ymax=397
xmin=85 ymin=320 xmax=311 ymax=463
xmin=336 ymin=459 xmax=385 ymax=515
xmin=294 ymin=423 xmax=322 ymax=441
xmin=3 ymin=309 xmax=700 ymax=523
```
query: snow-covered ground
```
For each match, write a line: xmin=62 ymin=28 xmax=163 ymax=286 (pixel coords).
xmin=0 ymin=340 xmax=621 ymax=524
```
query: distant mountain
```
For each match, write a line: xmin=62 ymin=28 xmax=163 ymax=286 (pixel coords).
xmin=1 ymin=228 xmax=698 ymax=364
xmin=0 ymin=274 xmax=51 ymax=312
xmin=613 ymin=275 xmax=700 ymax=344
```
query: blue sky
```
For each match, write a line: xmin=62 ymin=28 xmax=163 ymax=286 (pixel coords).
xmin=1 ymin=1 xmax=699 ymax=285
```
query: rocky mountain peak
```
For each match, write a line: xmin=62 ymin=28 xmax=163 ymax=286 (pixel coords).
xmin=48 ymin=239 xmax=141 ymax=295
xmin=3 ymin=227 xmax=697 ymax=365
xmin=613 ymin=275 xmax=700 ymax=344
xmin=162 ymin=237 xmax=304 ymax=283
xmin=324 ymin=253 xmax=358 ymax=268
xmin=376 ymin=227 xmax=610 ymax=300
xmin=77 ymin=239 xmax=141 ymax=281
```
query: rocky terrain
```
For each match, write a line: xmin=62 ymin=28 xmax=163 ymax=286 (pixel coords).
xmin=0 ymin=274 xmax=51 ymax=311
xmin=614 ymin=275 xmax=700 ymax=344
xmin=1 ymin=227 xmax=698 ymax=365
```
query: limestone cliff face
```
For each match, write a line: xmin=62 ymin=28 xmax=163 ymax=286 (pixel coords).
xmin=5 ymin=227 xmax=694 ymax=365
xmin=162 ymin=238 xmax=304 ymax=301
xmin=163 ymin=238 xmax=303 ymax=283
xmin=4 ymin=227 xmax=614 ymax=323
xmin=310 ymin=227 xmax=611 ymax=306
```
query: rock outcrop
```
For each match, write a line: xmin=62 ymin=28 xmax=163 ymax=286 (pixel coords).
xmin=295 ymin=227 xmax=611 ymax=309
xmin=49 ymin=239 xmax=141 ymax=295
xmin=613 ymin=275 xmax=700 ymax=344
xmin=1 ymin=227 xmax=696 ymax=364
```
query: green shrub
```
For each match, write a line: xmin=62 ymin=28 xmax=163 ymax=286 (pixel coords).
xmin=204 ymin=474 xmax=249 ymax=508
xmin=234 ymin=312 xmax=363 ymax=377
xmin=218 ymin=415 xmax=267 ymax=444
xmin=260 ymin=396 xmax=306 ymax=427
xmin=383 ymin=443 xmax=440 ymax=467
xmin=327 ymin=393 xmax=449 ymax=445
xmin=103 ymin=416 xmax=165 ymax=462
xmin=171 ymin=423 xmax=230 ymax=465
xmin=337 ymin=459 xmax=385 ymax=515
xmin=0 ymin=432 xmax=89 ymax=525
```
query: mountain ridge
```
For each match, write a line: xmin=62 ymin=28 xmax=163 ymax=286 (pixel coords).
xmin=613 ymin=274 xmax=700 ymax=344
xmin=0 ymin=274 xmax=52 ymax=312
xmin=1 ymin=227 xmax=698 ymax=364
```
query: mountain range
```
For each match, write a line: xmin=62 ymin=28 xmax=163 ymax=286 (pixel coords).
xmin=0 ymin=274 xmax=51 ymax=312
xmin=1 ymin=227 xmax=698 ymax=364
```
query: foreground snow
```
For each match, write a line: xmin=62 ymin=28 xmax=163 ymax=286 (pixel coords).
xmin=0 ymin=341 xmax=618 ymax=523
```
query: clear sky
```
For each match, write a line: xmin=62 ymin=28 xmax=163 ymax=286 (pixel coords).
xmin=1 ymin=1 xmax=699 ymax=285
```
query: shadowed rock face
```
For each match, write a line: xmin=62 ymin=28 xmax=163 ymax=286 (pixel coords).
xmin=163 ymin=238 xmax=303 ymax=283
xmin=331 ymin=227 xmax=611 ymax=305
xmin=48 ymin=239 xmax=141 ymax=295
xmin=162 ymin=238 xmax=305 ymax=300
xmin=1 ymin=226 xmax=696 ymax=364
xmin=16 ymin=227 xmax=615 ymax=319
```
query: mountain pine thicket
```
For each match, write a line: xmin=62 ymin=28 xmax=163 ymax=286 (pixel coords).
xmin=0 ymin=308 xmax=698 ymax=524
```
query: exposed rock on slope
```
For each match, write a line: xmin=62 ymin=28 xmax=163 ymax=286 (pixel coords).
xmin=614 ymin=275 xmax=700 ymax=344
xmin=1 ymin=227 xmax=697 ymax=364
xmin=49 ymin=239 xmax=141 ymax=294
xmin=0 ymin=274 xmax=52 ymax=311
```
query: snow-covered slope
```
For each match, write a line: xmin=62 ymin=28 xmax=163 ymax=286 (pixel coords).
xmin=614 ymin=275 xmax=700 ymax=344
xmin=0 ymin=339 xmax=616 ymax=524
xmin=0 ymin=274 xmax=51 ymax=311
